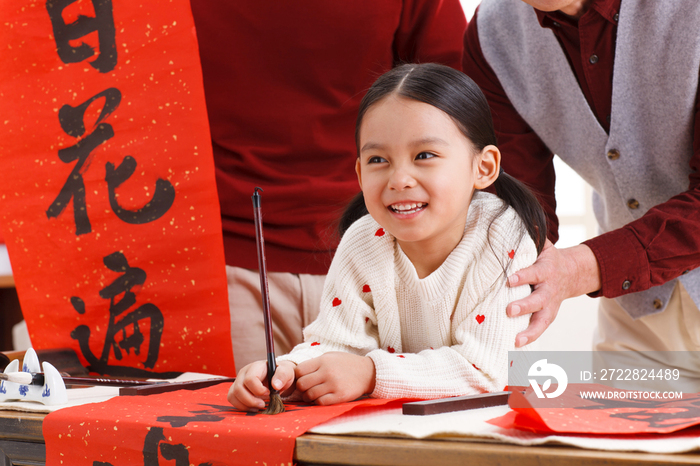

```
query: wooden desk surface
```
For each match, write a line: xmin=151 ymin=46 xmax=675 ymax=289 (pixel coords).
xmin=3 ymin=410 xmax=700 ymax=465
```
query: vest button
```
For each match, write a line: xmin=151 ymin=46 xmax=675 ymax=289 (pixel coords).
xmin=607 ymin=149 xmax=620 ymax=160
xmin=627 ymin=199 xmax=640 ymax=209
xmin=589 ymin=54 xmax=599 ymax=64
xmin=614 ymin=13 xmax=619 ymax=22
xmin=622 ymin=280 xmax=631 ymax=290
xmin=653 ymin=299 xmax=663 ymax=310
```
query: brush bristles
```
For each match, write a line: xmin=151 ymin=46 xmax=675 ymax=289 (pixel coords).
xmin=262 ymin=391 xmax=286 ymax=415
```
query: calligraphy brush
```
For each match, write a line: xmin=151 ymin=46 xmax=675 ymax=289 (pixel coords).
xmin=252 ymin=187 xmax=285 ymax=415
xmin=0 ymin=372 xmax=162 ymax=387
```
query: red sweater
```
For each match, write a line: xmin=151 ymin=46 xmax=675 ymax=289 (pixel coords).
xmin=464 ymin=0 xmax=700 ymax=299
xmin=190 ymin=1 xmax=466 ymax=274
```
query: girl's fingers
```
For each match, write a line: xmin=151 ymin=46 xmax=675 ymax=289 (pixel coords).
xmin=313 ymin=392 xmax=338 ymax=406
xmin=226 ymin=361 xmax=271 ymax=411
xmin=228 ymin=381 xmax=265 ymax=411
xmin=243 ymin=372 xmax=269 ymax=397
xmin=300 ymin=381 xmax=329 ymax=403
xmin=271 ymin=361 xmax=296 ymax=392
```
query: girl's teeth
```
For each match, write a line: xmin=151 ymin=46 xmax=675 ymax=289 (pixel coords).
xmin=391 ymin=203 xmax=425 ymax=213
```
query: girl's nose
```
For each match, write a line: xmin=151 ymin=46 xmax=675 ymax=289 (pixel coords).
xmin=388 ymin=166 xmax=417 ymax=191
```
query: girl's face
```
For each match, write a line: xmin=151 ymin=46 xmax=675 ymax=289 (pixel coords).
xmin=356 ymin=96 xmax=498 ymax=260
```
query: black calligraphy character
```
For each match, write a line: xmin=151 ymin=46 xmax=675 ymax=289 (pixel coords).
xmin=47 ymin=88 xmax=121 ymax=235
xmin=71 ymin=251 xmax=170 ymax=376
xmin=143 ymin=428 xmax=189 ymax=466
xmin=46 ymin=0 xmax=117 ymax=73
xmin=105 ymin=156 xmax=175 ymax=225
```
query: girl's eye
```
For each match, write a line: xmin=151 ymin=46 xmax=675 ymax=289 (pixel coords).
xmin=367 ymin=156 xmax=386 ymax=164
xmin=415 ymin=152 xmax=436 ymax=160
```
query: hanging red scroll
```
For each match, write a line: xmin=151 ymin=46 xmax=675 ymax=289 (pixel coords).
xmin=0 ymin=0 xmax=234 ymax=377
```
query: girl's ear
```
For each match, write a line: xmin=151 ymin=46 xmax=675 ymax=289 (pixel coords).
xmin=474 ymin=144 xmax=501 ymax=190
xmin=355 ymin=158 xmax=363 ymax=189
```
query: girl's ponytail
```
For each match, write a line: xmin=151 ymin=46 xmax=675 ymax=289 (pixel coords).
xmin=493 ymin=169 xmax=547 ymax=255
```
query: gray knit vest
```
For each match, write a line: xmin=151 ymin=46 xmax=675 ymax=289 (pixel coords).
xmin=477 ymin=0 xmax=700 ymax=319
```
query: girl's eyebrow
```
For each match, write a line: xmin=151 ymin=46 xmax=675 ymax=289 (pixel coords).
xmin=360 ymin=137 xmax=448 ymax=153
xmin=360 ymin=142 xmax=385 ymax=153
xmin=409 ymin=137 xmax=449 ymax=148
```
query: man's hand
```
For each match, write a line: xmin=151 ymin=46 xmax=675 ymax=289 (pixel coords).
xmin=295 ymin=352 xmax=376 ymax=405
xmin=507 ymin=240 xmax=601 ymax=347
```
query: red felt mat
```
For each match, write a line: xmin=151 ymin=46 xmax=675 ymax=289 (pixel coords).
xmin=44 ymin=384 xmax=403 ymax=465
xmin=488 ymin=384 xmax=700 ymax=435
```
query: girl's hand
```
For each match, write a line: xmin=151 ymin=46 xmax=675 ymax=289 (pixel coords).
xmin=506 ymin=240 xmax=601 ymax=347
xmin=227 ymin=360 xmax=296 ymax=411
xmin=295 ymin=352 xmax=376 ymax=405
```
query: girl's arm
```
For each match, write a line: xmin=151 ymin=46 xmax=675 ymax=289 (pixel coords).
xmin=275 ymin=215 xmax=390 ymax=402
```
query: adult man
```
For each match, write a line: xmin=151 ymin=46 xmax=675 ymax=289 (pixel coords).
xmin=191 ymin=2 xmax=466 ymax=371
xmin=464 ymin=0 xmax=700 ymax=383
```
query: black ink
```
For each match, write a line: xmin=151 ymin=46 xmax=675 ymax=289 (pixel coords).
xmin=58 ymin=88 xmax=121 ymax=137
xmin=143 ymin=427 xmax=167 ymax=465
xmin=71 ymin=251 xmax=175 ymax=377
xmin=46 ymin=0 xmax=117 ymax=73
xmin=47 ymin=88 xmax=121 ymax=235
xmin=47 ymin=87 xmax=175 ymax=234
xmin=157 ymin=414 xmax=224 ymax=428
xmin=71 ymin=296 xmax=86 ymax=314
xmin=105 ymin=156 xmax=175 ymax=224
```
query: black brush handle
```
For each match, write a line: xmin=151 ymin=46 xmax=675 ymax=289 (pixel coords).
xmin=252 ymin=187 xmax=278 ymax=394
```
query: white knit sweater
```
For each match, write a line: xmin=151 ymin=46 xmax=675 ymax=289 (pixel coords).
xmin=278 ymin=192 xmax=535 ymax=399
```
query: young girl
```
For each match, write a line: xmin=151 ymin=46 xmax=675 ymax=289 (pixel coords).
xmin=228 ymin=63 xmax=546 ymax=410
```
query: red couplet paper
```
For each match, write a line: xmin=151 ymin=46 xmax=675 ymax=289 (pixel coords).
xmin=43 ymin=384 xmax=402 ymax=465
xmin=0 ymin=1 xmax=234 ymax=377
xmin=487 ymin=384 xmax=700 ymax=435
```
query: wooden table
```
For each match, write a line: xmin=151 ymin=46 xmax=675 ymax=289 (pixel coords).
xmin=3 ymin=410 xmax=700 ymax=466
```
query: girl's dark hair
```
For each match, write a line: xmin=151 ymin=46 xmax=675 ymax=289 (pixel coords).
xmin=339 ymin=63 xmax=547 ymax=254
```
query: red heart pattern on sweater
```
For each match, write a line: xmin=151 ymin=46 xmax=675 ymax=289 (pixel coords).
xmin=508 ymin=249 xmax=515 ymax=259
xmin=311 ymin=342 xmax=320 ymax=346
xmin=475 ymin=314 xmax=485 ymax=324
xmin=375 ymin=228 xmax=385 ymax=237
xmin=332 ymin=297 xmax=341 ymax=307
xmin=387 ymin=346 xmax=395 ymax=353
xmin=362 ymin=284 xmax=371 ymax=293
